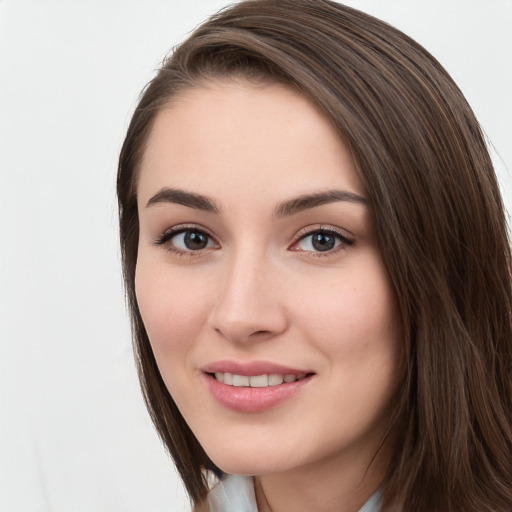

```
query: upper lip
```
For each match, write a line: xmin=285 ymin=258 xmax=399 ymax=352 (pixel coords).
xmin=202 ymin=360 xmax=313 ymax=377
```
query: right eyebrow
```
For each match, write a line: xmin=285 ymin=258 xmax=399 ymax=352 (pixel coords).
xmin=146 ymin=187 xmax=221 ymax=214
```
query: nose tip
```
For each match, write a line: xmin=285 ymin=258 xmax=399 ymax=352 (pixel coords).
xmin=207 ymin=260 xmax=287 ymax=344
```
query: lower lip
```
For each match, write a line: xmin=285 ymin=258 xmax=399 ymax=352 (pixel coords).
xmin=204 ymin=373 xmax=314 ymax=413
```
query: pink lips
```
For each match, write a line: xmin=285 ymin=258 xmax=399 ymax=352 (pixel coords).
xmin=203 ymin=360 xmax=310 ymax=377
xmin=202 ymin=360 xmax=314 ymax=413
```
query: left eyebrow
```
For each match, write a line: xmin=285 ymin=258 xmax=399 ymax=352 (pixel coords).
xmin=274 ymin=190 xmax=368 ymax=217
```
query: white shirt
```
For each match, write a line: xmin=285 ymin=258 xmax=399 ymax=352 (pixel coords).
xmin=208 ymin=474 xmax=382 ymax=512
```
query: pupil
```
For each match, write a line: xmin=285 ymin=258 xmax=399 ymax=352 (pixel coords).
xmin=184 ymin=231 xmax=208 ymax=250
xmin=312 ymin=232 xmax=335 ymax=251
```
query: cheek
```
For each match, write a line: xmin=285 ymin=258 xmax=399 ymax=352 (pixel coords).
xmin=291 ymin=256 xmax=401 ymax=374
xmin=134 ymin=259 xmax=210 ymax=360
xmin=299 ymin=269 xmax=397 ymax=336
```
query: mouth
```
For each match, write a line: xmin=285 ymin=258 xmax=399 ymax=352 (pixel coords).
xmin=202 ymin=361 xmax=315 ymax=412
xmin=209 ymin=371 xmax=311 ymax=387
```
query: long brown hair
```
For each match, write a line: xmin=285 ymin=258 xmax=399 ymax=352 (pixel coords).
xmin=117 ymin=1 xmax=512 ymax=510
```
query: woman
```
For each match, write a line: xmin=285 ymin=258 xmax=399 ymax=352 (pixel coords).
xmin=117 ymin=1 xmax=512 ymax=511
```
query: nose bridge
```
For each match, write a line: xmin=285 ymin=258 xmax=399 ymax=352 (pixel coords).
xmin=209 ymin=243 xmax=286 ymax=342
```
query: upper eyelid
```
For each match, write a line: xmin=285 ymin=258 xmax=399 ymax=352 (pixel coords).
xmin=294 ymin=225 xmax=354 ymax=242
xmin=154 ymin=223 xmax=217 ymax=246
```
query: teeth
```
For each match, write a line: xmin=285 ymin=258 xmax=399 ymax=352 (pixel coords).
xmin=213 ymin=372 xmax=307 ymax=387
xmin=268 ymin=374 xmax=284 ymax=386
xmin=232 ymin=374 xmax=250 ymax=387
xmin=250 ymin=375 xmax=268 ymax=387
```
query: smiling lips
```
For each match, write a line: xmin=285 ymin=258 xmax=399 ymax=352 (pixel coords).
xmin=203 ymin=361 xmax=314 ymax=412
xmin=214 ymin=372 xmax=308 ymax=387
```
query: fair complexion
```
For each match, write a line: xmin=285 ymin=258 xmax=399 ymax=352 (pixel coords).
xmin=135 ymin=81 xmax=402 ymax=512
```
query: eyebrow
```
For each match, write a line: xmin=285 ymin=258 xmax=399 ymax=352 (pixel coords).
xmin=145 ymin=187 xmax=368 ymax=216
xmin=274 ymin=190 xmax=368 ymax=217
xmin=146 ymin=188 xmax=221 ymax=214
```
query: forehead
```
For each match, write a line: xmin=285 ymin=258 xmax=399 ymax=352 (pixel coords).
xmin=137 ymin=80 xmax=364 ymax=206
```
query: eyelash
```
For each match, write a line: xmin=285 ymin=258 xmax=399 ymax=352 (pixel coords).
xmin=292 ymin=226 xmax=354 ymax=257
xmin=153 ymin=224 xmax=354 ymax=257
xmin=154 ymin=224 xmax=217 ymax=258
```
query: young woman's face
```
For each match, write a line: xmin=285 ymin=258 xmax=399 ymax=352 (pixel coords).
xmin=135 ymin=81 xmax=402 ymax=477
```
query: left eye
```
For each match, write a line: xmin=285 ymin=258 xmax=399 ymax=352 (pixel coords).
xmin=169 ymin=229 xmax=215 ymax=251
xmin=294 ymin=230 xmax=349 ymax=253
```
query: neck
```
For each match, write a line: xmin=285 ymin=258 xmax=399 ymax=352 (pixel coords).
xmin=254 ymin=441 xmax=389 ymax=512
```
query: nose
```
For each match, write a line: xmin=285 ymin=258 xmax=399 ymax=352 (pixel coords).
xmin=207 ymin=249 xmax=288 ymax=344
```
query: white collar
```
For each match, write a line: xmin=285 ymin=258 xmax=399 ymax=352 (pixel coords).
xmin=208 ymin=474 xmax=382 ymax=512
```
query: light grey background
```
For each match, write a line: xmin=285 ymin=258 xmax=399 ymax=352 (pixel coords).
xmin=0 ymin=1 xmax=510 ymax=511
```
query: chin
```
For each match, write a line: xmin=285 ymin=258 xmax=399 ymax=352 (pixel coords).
xmin=203 ymin=441 xmax=293 ymax=477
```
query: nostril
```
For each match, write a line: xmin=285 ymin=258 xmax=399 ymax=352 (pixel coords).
xmin=252 ymin=330 xmax=272 ymax=337
xmin=209 ymin=300 xmax=288 ymax=343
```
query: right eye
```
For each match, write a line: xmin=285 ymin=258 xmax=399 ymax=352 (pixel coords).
xmin=155 ymin=227 xmax=217 ymax=254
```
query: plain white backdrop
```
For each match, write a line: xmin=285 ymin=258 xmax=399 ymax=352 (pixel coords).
xmin=0 ymin=1 xmax=510 ymax=511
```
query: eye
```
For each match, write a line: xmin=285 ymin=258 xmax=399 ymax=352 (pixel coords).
xmin=291 ymin=228 xmax=353 ymax=254
xmin=172 ymin=230 xmax=214 ymax=250
xmin=155 ymin=226 xmax=217 ymax=253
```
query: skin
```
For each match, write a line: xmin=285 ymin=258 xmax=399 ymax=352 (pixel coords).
xmin=135 ymin=80 xmax=402 ymax=512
